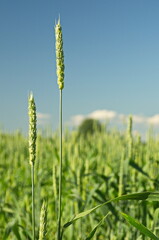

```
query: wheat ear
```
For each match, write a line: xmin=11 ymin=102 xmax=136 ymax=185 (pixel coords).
xmin=28 ymin=93 xmax=37 ymax=240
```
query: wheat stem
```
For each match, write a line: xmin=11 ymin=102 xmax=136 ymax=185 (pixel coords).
xmin=57 ymin=89 xmax=63 ymax=240
xmin=28 ymin=93 xmax=37 ymax=240
xmin=31 ymin=164 xmax=35 ymax=240
xmin=55 ymin=17 xmax=65 ymax=240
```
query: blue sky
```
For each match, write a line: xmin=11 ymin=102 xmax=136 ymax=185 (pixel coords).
xmin=1 ymin=0 xmax=159 ymax=134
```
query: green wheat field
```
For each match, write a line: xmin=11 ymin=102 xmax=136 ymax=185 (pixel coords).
xmin=1 ymin=20 xmax=159 ymax=240
xmin=1 ymin=119 xmax=159 ymax=239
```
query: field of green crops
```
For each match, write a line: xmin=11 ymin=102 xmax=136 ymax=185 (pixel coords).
xmin=1 ymin=18 xmax=159 ymax=240
xmin=1 ymin=120 xmax=159 ymax=240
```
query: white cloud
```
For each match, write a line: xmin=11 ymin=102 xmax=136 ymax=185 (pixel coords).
xmin=147 ymin=115 xmax=159 ymax=125
xmin=118 ymin=114 xmax=127 ymax=121
xmin=70 ymin=109 xmax=117 ymax=126
xmin=37 ymin=113 xmax=51 ymax=119
xmin=37 ymin=112 xmax=51 ymax=125
xmin=118 ymin=114 xmax=147 ymax=124
xmin=133 ymin=115 xmax=147 ymax=124
xmin=69 ymin=109 xmax=159 ymax=127
xmin=88 ymin=110 xmax=117 ymax=120
xmin=70 ymin=115 xmax=85 ymax=126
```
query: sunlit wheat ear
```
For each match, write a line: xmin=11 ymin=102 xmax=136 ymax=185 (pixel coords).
xmin=55 ymin=17 xmax=65 ymax=240
xmin=28 ymin=93 xmax=37 ymax=165
xmin=28 ymin=92 xmax=37 ymax=240
xmin=39 ymin=201 xmax=47 ymax=240
xmin=55 ymin=18 xmax=65 ymax=90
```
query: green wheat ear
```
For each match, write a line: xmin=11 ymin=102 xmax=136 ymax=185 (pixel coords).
xmin=55 ymin=18 xmax=65 ymax=90
xmin=28 ymin=92 xmax=37 ymax=240
xmin=28 ymin=93 xmax=37 ymax=165
xmin=55 ymin=17 xmax=65 ymax=240
xmin=39 ymin=201 xmax=47 ymax=240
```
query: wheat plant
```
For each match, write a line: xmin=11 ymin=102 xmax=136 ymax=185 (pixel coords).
xmin=2 ymin=18 xmax=159 ymax=240
xmin=28 ymin=93 xmax=37 ymax=240
xmin=55 ymin=18 xmax=65 ymax=240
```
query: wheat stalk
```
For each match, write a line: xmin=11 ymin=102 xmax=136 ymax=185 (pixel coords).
xmin=55 ymin=18 xmax=65 ymax=240
xmin=28 ymin=93 xmax=37 ymax=240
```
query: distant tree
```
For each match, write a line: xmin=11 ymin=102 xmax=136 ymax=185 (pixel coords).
xmin=78 ymin=118 xmax=102 ymax=138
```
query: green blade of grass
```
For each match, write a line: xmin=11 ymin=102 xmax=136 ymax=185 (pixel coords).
xmin=120 ymin=212 xmax=159 ymax=240
xmin=63 ymin=192 xmax=159 ymax=228
xmin=84 ymin=212 xmax=110 ymax=240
